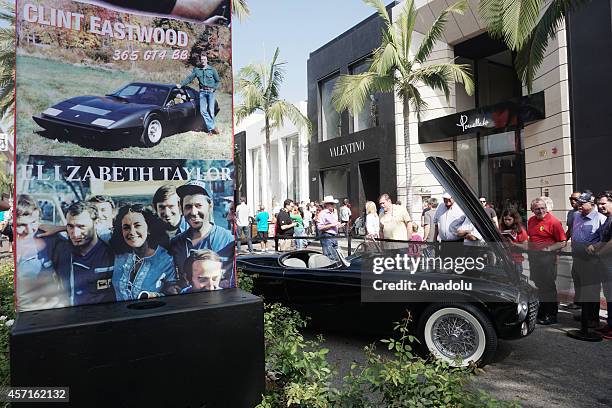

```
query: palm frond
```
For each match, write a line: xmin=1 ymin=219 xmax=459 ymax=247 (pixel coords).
xmin=416 ymin=0 xmax=467 ymax=63
xmin=231 ymin=0 xmax=250 ymax=21
xmin=405 ymin=84 xmax=428 ymax=122
xmin=264 ymin=47 xmax=284 ymax=106
xmin=370 ymin=41 xmax=400 ymax=76
xmin=234 ymin=103 xmax=257 ymax=124
xmin=479 ymin=0 xmax=508 ymax=39
xmin=412 ymin=62 xmax=474 ymax=101
xmin=396 ymin=0 xmax=416 ymax=62
xmin=502 ymin=0 xmax=544 ymax=49
xmin=363 ymin=0 xmax=392 ymax=28
xmin=332 ymin=72 xmax=394 ymax=115
xmin=0 ymin=0 xmax=14 ymax=22
xmin=514 ymin=1 xmax=566 ymax=93
xmin=268 ymin=100 xmax=312 ymax=135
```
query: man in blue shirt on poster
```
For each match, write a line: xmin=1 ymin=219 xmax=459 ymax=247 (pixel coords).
xmin=170 ymin=181 xmax=234 ymax=290
xmin=51 ymin=201 xmax=116 ymax=306
xmin=178 ymin=53 xmax=221 ymax=135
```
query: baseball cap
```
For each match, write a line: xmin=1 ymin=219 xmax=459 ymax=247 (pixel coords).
xmin=176 ymin=180 xmax=212 ymax=199
xmin=442 ymin=192 xmax=452 ymax=199
xmin=576 ymin=191 xmax=594 ymax=204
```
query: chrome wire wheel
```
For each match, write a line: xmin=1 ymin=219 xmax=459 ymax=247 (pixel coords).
xmin=147 ymin=119 xmax=163 ymax=144
xmin=424 ymin=307 xmax=486 ymax=366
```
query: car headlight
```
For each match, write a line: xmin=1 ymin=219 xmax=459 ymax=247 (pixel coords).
xmin=92 ymin=118 xmax=115 ymax=127
xmin=517 ymin=300 xmax=528 ymax=321
xmin=43 ymin=107 xmax=62 ymax=116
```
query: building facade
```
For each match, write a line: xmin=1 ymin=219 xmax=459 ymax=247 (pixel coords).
xmin=307 ymin=0 xmax=610 ymax=223
xmin=307 ymin=4 xmax=398 ymax=210
xmin=234 ymin=102 xmax=310 ymax=214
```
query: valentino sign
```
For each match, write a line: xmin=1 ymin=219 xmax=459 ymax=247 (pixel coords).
xmin=329 ymin=140 xmax=365 ymax=158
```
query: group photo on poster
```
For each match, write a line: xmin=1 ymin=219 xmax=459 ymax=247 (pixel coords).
xmin=15 ymin=0 xmax=232 ymax=159
xmin=15 ymin=155 xmax=235 ymax=312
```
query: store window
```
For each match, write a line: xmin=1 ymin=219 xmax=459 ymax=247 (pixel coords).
xmin=349 ymin=60 xmax=377 ymax=133
xmin=455 ymin=135 xmax=478 ymax=192
xmin=320 ymin=75 xmax=340 ymax=141
xmin=321 ymin=168 xmax=348 ymax=200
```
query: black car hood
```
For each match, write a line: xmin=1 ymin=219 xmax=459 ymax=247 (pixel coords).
xmin=425 ymin=156 xmax=517 ymax=280
xmin=47 ymin=96 xmax=157 ymax=126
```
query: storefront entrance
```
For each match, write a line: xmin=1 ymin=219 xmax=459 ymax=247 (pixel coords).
xmin=358 ymin=161 xmax=380 ymax=204
xmin=456 ymin=130 xmax=527 ymax=218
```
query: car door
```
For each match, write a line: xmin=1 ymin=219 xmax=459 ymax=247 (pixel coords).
xmin=284 ymin=256 xmax=361 ymax=305
xmin=165 ymin=90 xmax=196 ymax=125
xmin=238 ymin=258 xmax=288 ymax=302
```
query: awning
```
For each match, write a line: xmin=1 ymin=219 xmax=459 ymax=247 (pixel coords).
xmin=418 ymin=91 xmax=545 ymax=144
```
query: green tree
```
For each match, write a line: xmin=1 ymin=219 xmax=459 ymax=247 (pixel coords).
xmin=332 ymin=0 xmax=473 ymax=213
xmin=235 ymin=47 xmax=311 ymax=206
xmin=232 ymin=0 xmax=250 ymax=21
xmin=479 ymin=0 xmax=588 ymax=93
xmin=0 ymin=0 xmax=14 ymax=124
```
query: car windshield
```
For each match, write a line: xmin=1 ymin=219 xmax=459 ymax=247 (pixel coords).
xmin=108 ymin=84 xmax=169 ymax=106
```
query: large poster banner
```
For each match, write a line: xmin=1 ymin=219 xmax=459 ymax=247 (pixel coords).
xmin=16 ymin=156 xmax=234 ymax=311
xmin=15 ymin=0 xmax=234 ymax=312
xmin=16 ymin=0 xmax=232 ymax=158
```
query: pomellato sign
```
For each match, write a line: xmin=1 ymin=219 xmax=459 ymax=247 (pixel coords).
xmin=456 ymin=115 xmax=491 ymax=132
xmin=329 ymin=140 xmax=365 ymax=158
xmin=418 ymin=92 xmax=546 ymax=145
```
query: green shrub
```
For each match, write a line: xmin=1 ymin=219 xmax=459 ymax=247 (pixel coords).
xmin=332 ymin=316 xmax=520 ymax=408
xmin=0 ymin=258 xmax=15 ymax=388
xmin=257 ymin=303 xmax=334 ymax=408
xmin=257 ymin=304 xmax=519 ymax=408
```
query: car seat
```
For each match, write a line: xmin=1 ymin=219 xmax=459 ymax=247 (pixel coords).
xmin=283 ymin=257 xmax=307 ymax=268
xmin=307 ymin=254 xmax=336 ymax=268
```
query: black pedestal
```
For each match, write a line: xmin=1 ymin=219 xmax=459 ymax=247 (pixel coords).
xmin=10 ymin=289 xmax=264 ymax=408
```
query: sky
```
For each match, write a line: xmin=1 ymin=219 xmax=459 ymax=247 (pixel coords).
xmin=232 ymin=1 xmax=385 ymax=103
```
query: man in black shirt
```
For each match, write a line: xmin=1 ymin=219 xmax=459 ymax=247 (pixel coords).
xmin=276 ymin=199 xmax=296 ymax=251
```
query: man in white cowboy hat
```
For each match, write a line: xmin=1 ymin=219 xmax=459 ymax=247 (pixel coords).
xmin=317 ymin=195 xmax=344 ymax=261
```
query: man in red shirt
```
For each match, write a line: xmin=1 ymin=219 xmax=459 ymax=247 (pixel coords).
xmin=527 ymin=197 xmax=567 ymax=325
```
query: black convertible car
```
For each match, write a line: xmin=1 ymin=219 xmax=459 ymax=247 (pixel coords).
xmin=237 ymin=157 xmax=539 ymax=366
xmin=33 ymin=82 xmax=219 ymax=148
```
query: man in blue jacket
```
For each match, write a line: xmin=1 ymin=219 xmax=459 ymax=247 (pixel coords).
xmin=170 ymin=181 xmax=234 ymax=289
xmin=178 ymin=54 xmax=221 ymax=135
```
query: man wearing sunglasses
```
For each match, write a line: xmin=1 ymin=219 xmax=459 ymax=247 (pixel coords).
xmin=570 ymin=191 xmax=607 ymax=328
xmin=527 ymin=197 xmax=567 ymax=325
xmin=479 ymin=197 xmax=498 ymax=229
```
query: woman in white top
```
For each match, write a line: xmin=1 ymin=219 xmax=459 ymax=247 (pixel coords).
xmin=365 ymin=201 xmax=380 ymax=238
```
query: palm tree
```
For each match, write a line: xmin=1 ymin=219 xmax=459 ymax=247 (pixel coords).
xmin=231 ymin=0 xmax=250 ymax=21
xmin=0 ymin=0 xmax=14 ymax=125
xmin=332 ymin=0 xmax=473 ymax=214
xmin=235 ymin=47 xmax=311 ymax=207
xmin=479 ymin=0 xmax=588 ymax=93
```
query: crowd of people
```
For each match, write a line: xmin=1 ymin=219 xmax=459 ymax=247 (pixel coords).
xmin=14 ymin=180 xmax=234 ymax=312
xmin=237 ymin=189 xmax=611 ymax=338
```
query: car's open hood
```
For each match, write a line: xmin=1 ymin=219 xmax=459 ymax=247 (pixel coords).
xmin=425 ymin=156 xmax=517 ymax=280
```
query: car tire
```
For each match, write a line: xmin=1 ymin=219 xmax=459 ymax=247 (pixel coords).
xmin=140 ymin=115 xmax=164 ymax=147
xmin=417 ymin=303 xmax=497 ymax=367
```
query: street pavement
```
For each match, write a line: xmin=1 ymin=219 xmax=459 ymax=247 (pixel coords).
xmin=309 ymin=309 xmax=612 ymax=408
xmin=238 ymin=238 xmax=612 ymax=406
